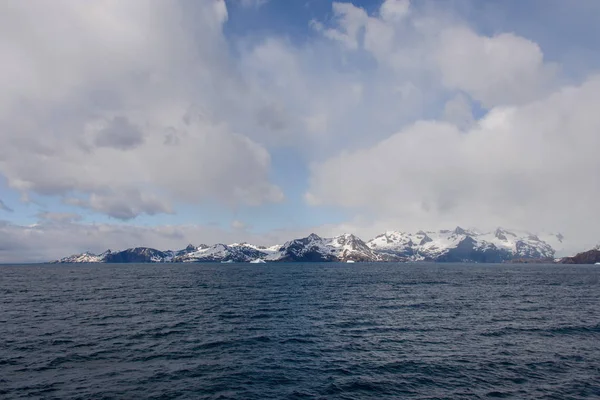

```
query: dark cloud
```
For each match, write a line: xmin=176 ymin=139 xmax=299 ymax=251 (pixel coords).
xmin=64 ymin=189 xmax=173 ymax=220
xmin=94 ymin=116 xmax=144 ymax=150
xmin=256 ymin=104 xmax=288 ymax=131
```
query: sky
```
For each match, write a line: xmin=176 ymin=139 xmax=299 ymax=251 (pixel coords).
xmin=1 ymin=0 xmax=600 ymax=262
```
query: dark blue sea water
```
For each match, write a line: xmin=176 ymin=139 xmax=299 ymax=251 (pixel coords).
xmin=1 ymin=263 xmax=599 ymax=399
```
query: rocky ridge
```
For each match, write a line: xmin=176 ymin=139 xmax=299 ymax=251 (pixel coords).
xmin=558 ymin=248 xmax=600 ymax=264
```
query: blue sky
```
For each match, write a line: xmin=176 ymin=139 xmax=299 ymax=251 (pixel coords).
xmin=1 ymin=0 xmax=600 ymax=261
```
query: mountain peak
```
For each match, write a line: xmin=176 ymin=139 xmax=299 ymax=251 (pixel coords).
xmin=454 ymin=226 xmax=468 ymax=235
xmin=337 ymin=233 xmax=358 ymax=240
xmin=494 ymin=228 xmax=508 ymax=241
xmin=332 ymin=233 xmax=365 ymax=249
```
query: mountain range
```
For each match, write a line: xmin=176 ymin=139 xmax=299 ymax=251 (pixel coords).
xmin=53 ymin=227 xmax=567 ymax=264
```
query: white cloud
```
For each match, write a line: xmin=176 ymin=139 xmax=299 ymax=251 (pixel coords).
xmin=436 ymin=27 xmax=558 ymax=107
xmin=318 ymin=2 xmax=369 ymax=50
xmin=379 ymin=0 xmax=410 ymax=22
xmin=231 ymin=219 xmax=247 ymax=230
xmin=0 ymin=1 xmax=282 ymax=219
xmin=443 ymin=93 xmax=474 ymax=130
xmin=306 ymin=76 xmax=600 ymax=250
xmin=64 ymin=190 xmax=173 ymax=220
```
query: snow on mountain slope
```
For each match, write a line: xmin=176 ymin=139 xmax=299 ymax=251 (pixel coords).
xmin=270 ymin=233 xmax=385 ymax=262
xmin=324 ymin=233 xmax=388 ymax=261
xmin=53 ymin=250 xmax=111 ymax=263
xmin=476 ymin=228 xmax=554 ymax=259
xmin=419 ymin=230 xmax=472 ymax=260
xmin=327 ymin=233 xmax=382 ymax=261
xmin=367 ymin=227 xmax=558 ymax=262
xmin=269 ymin=233 xmax=338 ymax=262
xmin=367 ymin=227 xmax=482 ymax=260
xmin=173 ymin=242 xmax=273 ymax=262
xmin=537 ymin=232 xmax=569 ymax=257
xmin=366 ymin=230 xmax=431 ymax=260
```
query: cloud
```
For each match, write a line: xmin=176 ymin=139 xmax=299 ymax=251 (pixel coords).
xmin=443 ymin=93 xmax=474 ymax=130
xmin=315 ymin=2 xmax=369 ymax=50
xmin=64 ymin=189 xmax=173 ymax=220
xmin=93 ymin=116 xmax=144 ymax=150
xmin=306 ymin=75 xmax=600 ymax=250
xmin=231 ymin=219 xmax=247 ymax=230
xmin=436 ymin=27 xmax=558 ymax=107
xmin=0 ymin=1 xmax=282 ymax=219
xmin=379 ymin=0 xmax=410 ymax=22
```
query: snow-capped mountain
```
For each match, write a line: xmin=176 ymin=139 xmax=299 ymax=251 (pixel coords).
xmin=52 ymin=227 xmax=565 ymax=264
xmin=273 ymin=233 xmax=386 ymax=262
xmin=367 ymin=227 xmax=556 ymax=262
xmin=478 ymin=228 xmax=555 ymax=259
xmin=366 ymin=230 xmax=435 ymax=261
xmin=53 ymin=248 xmax=174 ymax=263
xmin=173 ymin=243 xmax=279 ymax=263
xmin=54 ymin=250 xmax=113 ymax=263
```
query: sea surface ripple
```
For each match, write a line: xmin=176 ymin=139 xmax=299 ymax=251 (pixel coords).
xmin=1 ymin=263 xmax=599 ymax=399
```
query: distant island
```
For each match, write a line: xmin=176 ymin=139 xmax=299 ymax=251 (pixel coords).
xmin=50 ymin=227 xmax=595 ymax=264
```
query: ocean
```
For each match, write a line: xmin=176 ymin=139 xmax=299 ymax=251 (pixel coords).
xmin=1 ymin=263 xmax=599 ymax=399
